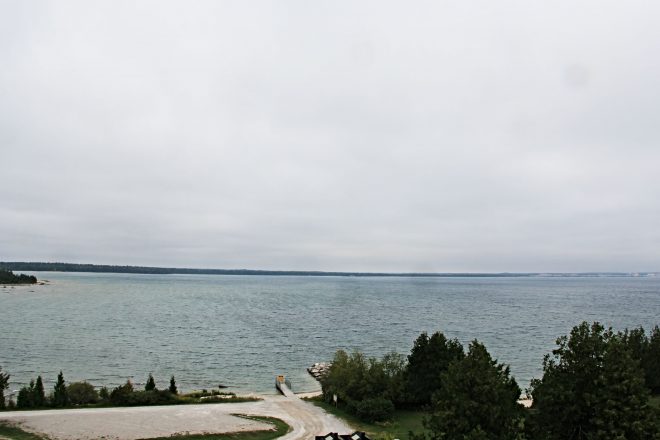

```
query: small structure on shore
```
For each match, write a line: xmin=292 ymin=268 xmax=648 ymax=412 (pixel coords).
xmin=275 ymin=375 xmax=294 ymax=397
xmin=307 ymin=362 xmax=331 ymax=380
xmin=316 ymin=431 xmax=371 ymax=440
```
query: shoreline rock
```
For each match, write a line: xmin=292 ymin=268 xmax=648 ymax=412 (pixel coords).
xmin=307 ymin=362 xmax=331 ymax=381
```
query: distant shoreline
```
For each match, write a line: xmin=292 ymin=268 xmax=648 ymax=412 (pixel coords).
xmin=1 ymin=262 xmax=657 ymax=278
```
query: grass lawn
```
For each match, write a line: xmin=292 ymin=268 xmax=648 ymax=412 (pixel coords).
xmin=0 ymin=416 xmax=291 ymax=440
xmin=0 ymin=423 xmax=45 ymax=440
xmin=308 ymin=399 xmax=426 ymax=440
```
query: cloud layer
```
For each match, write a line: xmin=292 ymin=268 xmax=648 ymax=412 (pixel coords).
xmin=2 ymin=1 xmax=660 ymax=272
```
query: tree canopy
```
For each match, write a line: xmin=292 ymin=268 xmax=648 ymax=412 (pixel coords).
xmin=52 ymin=371 xmax=69 ymax=407
xmin=529 ymin=322 xmax=659 ymax=440
xmin=405 ymin=331 xmax=464 ymax=406
xmin=145 ymin=374 xmax=156 ymax=391
xmin=0 ymin=366 xmax=10 ymax=409
xmin=0 ymin=269 xmax=36 ymax=284
xmin=414 ymin=341 xmax=524 ymax=440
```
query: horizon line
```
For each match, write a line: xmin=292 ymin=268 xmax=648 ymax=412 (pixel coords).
xmin=1 ymin=261 xmax=658 ymax=278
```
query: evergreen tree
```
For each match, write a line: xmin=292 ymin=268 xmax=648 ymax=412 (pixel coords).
xmin=110 ymin=380 xmax=134 ymax=405
xmin=590 ymin=337 xmax=658 ymax=439
xmin=169 ymin=375 xmax=178 ymax=394
xmin=99 ymin=386 xmax=110 ymax=401
xmin=0 ymin=366 xmax=9 ymax=409
xmin=52 ymin=371 xmax=69 ymax=407
xmin=620 ymin=327 xmax=648 ymax=363
xmin=17 ymin=385 xmax=32 ymax=408
xmin=405 ymin=331 xmax=464 ymax=406
xmin=145 ymin=373 xmax=156 ymax=391
xmin=33 ymin=375 xmax=46 ymax=407
xmin=530 ymin=322 xmax=660 ymax=440
xmin=413 ymin=340 xmax=524 ymax=440
xmin=644 ymin=326 xmax=660 ymax=394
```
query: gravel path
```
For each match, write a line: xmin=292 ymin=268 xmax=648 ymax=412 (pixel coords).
xmin=0 ymin=395 xmax=352 ymax=440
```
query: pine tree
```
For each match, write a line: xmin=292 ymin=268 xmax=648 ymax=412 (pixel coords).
xmin=145 ymin=373 xmax=156 ymax=391
xmin=405 ymin=331 xmax=464 ymax=406
xmin=644 ymin=326 xmax=660 ymax=394
xmin=33 ymin=375 xmax=46 ymax=407
xmin=414 ymin=341 xmax=524 ymax=440
xmin=591 ymin=337 xmax=658 ymax=439
xmin=52 ymin=371 xmax=69 ymax=407
xmin=17 ymin=385 xmax=32 ymax=408
xmin=169 ymin=375 xmax=178 ymax=394
xmin=0 ymin=366 xmax=9 ymax=409
xmin=99 ymin=386 xmax=110 ymax=401
xmin=530 ymin=322 xmax=660 ymax=439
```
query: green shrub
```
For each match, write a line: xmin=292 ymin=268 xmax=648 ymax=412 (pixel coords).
xmin=109 ymin=379 xmax=178 ymax=406
xmin=99 ymin=386 xmax=110 ymax=401
xmin=355 ymin=397 xmax=395 ymax=422
xmin=16 ymin=377 xmax=47 ymax=408
xmin=120 ymin=390 xmax=179 ymax=406
xmin=110 ymin=380 xmax=134 ymax=405
xmin=68 ymin=381 xmax=98 ymax=405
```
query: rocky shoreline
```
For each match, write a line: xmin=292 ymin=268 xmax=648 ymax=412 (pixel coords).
xmin=307 ymin=362 xmax=331 ymax=381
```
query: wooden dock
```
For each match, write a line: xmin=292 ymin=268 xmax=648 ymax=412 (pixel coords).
xmin=275 ymin=375 xmax=295 ymax=397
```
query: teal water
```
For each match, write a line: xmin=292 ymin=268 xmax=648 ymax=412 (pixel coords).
xmin=1 ymin=272 xmax=660 ymax=395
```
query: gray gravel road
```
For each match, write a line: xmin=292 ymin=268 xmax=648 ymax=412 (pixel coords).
xmin=0 ymin=395 xmax=353 ymax=440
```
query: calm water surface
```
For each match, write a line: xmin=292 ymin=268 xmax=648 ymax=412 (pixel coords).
xmin=2 ymin=273 xmax=659 ymax=395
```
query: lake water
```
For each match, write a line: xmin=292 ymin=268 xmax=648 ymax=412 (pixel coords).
xmin=2 ymin=272 xmax=660 ymax=395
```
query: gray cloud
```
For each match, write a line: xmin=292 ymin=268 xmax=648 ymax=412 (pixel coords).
xmin=2 ymin=1 xmax=660 ymax=272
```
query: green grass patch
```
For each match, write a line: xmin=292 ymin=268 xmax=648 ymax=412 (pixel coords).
xmin=138 ymin=416 xmax=291 ymax=440
xmin=307 ymin=398 xmax=426 ymax=440
xmin=650 ymin=395 xmax=660 ymax=409
xmin=0 ymin=422 xmax=47 ymax=440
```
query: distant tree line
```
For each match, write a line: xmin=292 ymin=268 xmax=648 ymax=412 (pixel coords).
xmin=320 ymin=322 xmax=660 ymax=439
xmin=0 ymin=269 xmax=36 ymax=284
xmin=0 ymin=262 xmax=563 ymax=277
xmin=0 ymin=370 xmax=181 ymax=409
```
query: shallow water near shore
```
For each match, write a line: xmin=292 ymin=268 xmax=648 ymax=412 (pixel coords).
xmin=2 ymin=272 xmax=660 ymax=395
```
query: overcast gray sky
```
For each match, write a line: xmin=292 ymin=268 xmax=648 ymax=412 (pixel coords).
xmin=1 ymin=1 xmax=660 ymax=272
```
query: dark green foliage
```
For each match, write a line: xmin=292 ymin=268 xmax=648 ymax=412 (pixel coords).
xmin=0 ymin=366 xmax=9 ymax=409
xmin=33 ymin=376 xmax=46 ymax=407
xmin=0 ymin=261 xmax=538 ymax=277
xmin=405 ymin=332 xmax=464 ymax=406
xmin=529 ymin=322 xmax=660 ymax=440
xmin=16 ymin=383 xmax=33 ymax=408
xmin=16 ymin=377 xmax=47 ymax=409
xmin=169 ymin=375 xmax=178 ymax=394
xmin=67 ymin=381 xmax=98 ymax=405
xmin=110 ymin=380 xmax=134 ymax=404
xmin=109 ymin=379 xmax=177 ymax=406
xmin=414 ymin=341 xmax=524 ymax=440
xmin=591 ymin=337 xmax=659 ymax=439
xmin=321 ymin=350 xmax=404 ymax=421
xmin=355 ymin=396 xmax=395 ymax=422
xmin=0 ymin=269 xmax=36 ymax=284
xmin=52 ymin=371 xmax=68 ymax=407
xmin=645 ymin=326 xmax=660 ymax=394
xmin=145 ymin=373 xmax=156 ymax=391
xmin=114 ymin=389 xmax=178 ymax=406
xmin=99 ymin=386 xmax=110 ymax=401
xmin=616 ymin=325 xmax=660 ymax=395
